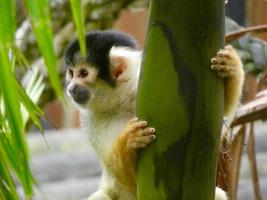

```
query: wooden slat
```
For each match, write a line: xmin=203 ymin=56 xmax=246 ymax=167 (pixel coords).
xmin=217 ymin=125 xmax=246 ymax=200
xmin=227 ymin=125 xmax=246 ymax=200
xmin=232 ymin=90 xmax=267 ymax=126
xmin=225 ymin=24 xmax=267 ymax=43
xmin=247 ymin=122 xmax=263 ymax=200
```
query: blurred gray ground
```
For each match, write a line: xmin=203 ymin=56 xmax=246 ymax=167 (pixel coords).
xmin=26 ymin=122 xmax=267 ymax=200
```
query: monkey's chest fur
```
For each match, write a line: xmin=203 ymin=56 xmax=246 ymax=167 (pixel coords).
xmin=81 ymin=109 xmax=139 ymax=195
xmin=81 ymin=111 xmax=129 ymax=148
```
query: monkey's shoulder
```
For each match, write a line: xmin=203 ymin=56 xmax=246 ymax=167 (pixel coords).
xmin=84 ymin=114 xmax=131 ymax=153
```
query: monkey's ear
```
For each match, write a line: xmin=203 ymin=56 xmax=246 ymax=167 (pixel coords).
xmin=110 ymin=56 xmax=127 ymax=81
xmin=109 ymin=47 xmax=131 ymax=82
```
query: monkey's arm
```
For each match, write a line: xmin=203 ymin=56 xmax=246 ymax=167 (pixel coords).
xmin=104 ymin=118 xmax=156 ymax=193
xmin=211 ymin=45 xmax=244 ymax=117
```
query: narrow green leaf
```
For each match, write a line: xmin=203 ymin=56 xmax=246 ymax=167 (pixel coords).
xmin=0 ymin=137 xmax=20 ymax=200
xmin=0 ymin=131 xmax=20 ymax=178
xmin=0 ymin=0 xmax=36 ymax=199
xmin=0 ymin=131 xmax=19 ymax=200
xmin=24 ymin=0 xmax=63 ymax=101
xmin=0 ymin=43 xmax=33 ymax=198
xmin=70 ymin=0 xmax=86 ymax=56
xmin=11 ymin=45 xmax=30 ymax=68
xmin=0 ymin=0 xmax=16 ymax=43
xmin=16 ymin=71 xmax=44 ymax=130
xmin=0 ymin=186 xmax=7 ymax=200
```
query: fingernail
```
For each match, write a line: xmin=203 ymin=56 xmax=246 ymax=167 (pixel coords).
xmin=150 ymin=128 xmax=155 ymax=132
xmin=150 ymin=135 xmax=156 ymax=140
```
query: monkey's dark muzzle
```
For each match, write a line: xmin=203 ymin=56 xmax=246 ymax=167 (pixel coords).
xmin=68 ymin=84 xmax=90 ymax=105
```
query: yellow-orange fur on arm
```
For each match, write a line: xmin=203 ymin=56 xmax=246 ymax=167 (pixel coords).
xmin=104 ymin=118 xmax=156 ymax=194
xmin=105 ymin=132 xmax=137 ymax=194
xmin=223 ymin=46 xmax=244 ymax=116
xmin=211 ymin=45 xmax=244 ymax=117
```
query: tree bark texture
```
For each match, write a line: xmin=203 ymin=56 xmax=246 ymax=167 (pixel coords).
xmin=136 ymin=1 xmax=225 ymax=199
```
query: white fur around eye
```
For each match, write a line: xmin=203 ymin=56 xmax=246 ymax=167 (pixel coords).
xmin=65 ymin=69 xmax=73 ymax=81
xmin=67 ymin=65 xmax=98 ymax=85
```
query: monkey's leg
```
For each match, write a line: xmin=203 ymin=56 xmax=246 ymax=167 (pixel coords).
xmin=105 ymin=117 xmax=156 ymax=194
xmin=211 ymin=45 xmax=244 ymax=117
xmin=87 ymin=169 xmax=121 ymax=200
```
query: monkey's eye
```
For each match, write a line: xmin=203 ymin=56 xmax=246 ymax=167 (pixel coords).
xmin=68 ymin=69 xmax=74 ymax=78
xmin=79 ymin=68 xmax=88 ymax=78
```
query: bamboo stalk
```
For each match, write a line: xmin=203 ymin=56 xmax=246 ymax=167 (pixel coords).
xmin=136 ymin=0 xmax=225 ymax=199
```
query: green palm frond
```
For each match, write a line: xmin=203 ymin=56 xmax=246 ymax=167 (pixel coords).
xmin=0 ymin=132 xmax=20 ymax=200
xmin=24 ymin=0 xmax=64 ymax=101
xmin=19 ymin=69 xmax=45 ymax=130
xmin=0 ymin=0 xmax=33 ymax=198
xmin=0 ymin=67 xmax=45 ymax=199
xmin=0 ymin=0 xmax=89 ymax=198
xmin=70 ymin=0 xmax=87 ymax=57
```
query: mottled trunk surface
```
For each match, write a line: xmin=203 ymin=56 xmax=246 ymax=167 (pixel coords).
xmin=136 ymin=1 xmax=225 ymax=199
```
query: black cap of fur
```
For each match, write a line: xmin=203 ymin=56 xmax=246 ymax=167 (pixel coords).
xmin=64 ymin=31 xmax=138 ymax=85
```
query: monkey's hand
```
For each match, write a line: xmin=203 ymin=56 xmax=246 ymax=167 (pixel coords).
xmin=123 ymin=117 xmax=156 ymax=149
xmin=210 ymin=45 xmax=244 ymax=116
xmin=105 ymin=118 xmax=156 ymax=193
xmin=211 ymin=45 xmax=242 ymax=78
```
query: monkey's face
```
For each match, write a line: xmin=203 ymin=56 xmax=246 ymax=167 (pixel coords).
xmin=64 ymin=31 xmax=140 ymax=110
xmin=65 ymin=64 xmax=99 ymax=106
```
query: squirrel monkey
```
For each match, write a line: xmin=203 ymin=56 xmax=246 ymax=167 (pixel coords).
xmin=64 ymin=31 xmax=244 ymax=200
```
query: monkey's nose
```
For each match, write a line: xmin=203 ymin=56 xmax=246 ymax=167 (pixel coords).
xmin=68 ymin=84 xmax=90 ymax=104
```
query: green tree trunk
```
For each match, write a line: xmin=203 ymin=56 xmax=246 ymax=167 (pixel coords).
xmin=136 ymin=1 xmax=225 ymax=199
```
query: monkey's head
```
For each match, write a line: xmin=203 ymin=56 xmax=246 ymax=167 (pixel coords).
xmin=64 ymin=31 xmax=141 ymax=111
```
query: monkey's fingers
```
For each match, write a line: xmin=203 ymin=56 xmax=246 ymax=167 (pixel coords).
xmin=211 ymin=64 xmax=233 ymax=72
xmin=211 ymin=56 xmax=231 ymax=66
xmin=216 ymin=47 xmax=234 ymax=59
xmin=128 ymin=120 xmax=148 ymax=132
xmin=138 ymin=127 xmax=156 ymax=136
xmin=128 ymin=117 xmax=138 ymax=124
xmin=211 ymin=46 xmax=238 ymax=78
xmin=129 ymin=135 xmax=156 ymax=149
xmin=136 ymin=135 xmax=156 ymax=143
xmin=211 ymin=64 xmax=235 ymax=78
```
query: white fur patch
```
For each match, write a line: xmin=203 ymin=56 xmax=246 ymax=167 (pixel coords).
xmin=215 ymin=187 xmax=228 ymax=200
xmin=109 ymin=46 xmax=142 ymax=82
